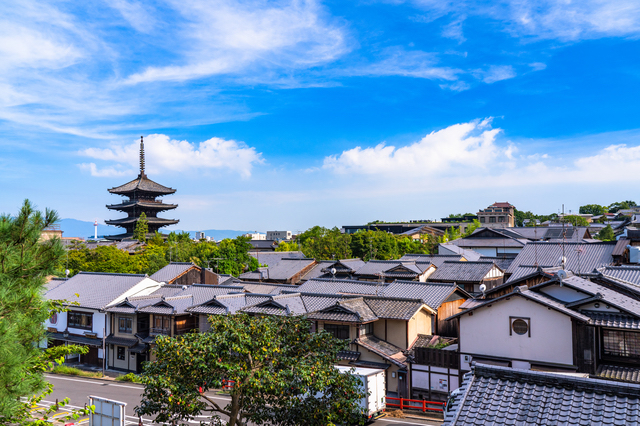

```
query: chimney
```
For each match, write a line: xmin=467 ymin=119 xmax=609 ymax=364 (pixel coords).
xmin=94 ymin=220 xmax=98 ymax=239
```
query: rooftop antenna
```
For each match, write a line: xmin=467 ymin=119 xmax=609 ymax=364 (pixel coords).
xmin=561 ymin=204 xmax=566 ymax=270
xmin=139 ymin=136 xmax=145 ymax=176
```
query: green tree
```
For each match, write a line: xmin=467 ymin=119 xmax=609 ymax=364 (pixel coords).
xmin=562 ymin=215 xmax=589 ymax=227
xmin=133 ymin=212 xmax=149 ymax=243
xmin=0 ymin=200 xmax=92 ymax=423
xmin=301 ymin=227 xmax=352 ymax=260
xmin=597 ymin=225 xmax=616 ymax=241
xmin=608 ymin=200 xmax=637 ymax=214
xmin=350 ymin=230 xmax=398 ymax=261
xmin=136 ymin=313 xmax=367 ymax=426
xmin=462 ymin=219 xmax=481 ymax=237
xmin=579 ymin=204 xmax=608 ymax=215
xmin=275 ymin=241 xmax=301 ymax=252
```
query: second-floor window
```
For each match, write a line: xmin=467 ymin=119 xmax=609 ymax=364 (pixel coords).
xmin=324 ymin=323 xmax=350 ymax=340
xmin=603 ymin=330 xmax=640 ymax=358
xmin=153 ymin=316 xmax=171 ymax=334
xmin=489 ymin=217 xmax=497 ymax=223
xmin=68 ymin=312 xmax=92 ymax=330
xmin=119 ymin=317 xmax=132 ymax=334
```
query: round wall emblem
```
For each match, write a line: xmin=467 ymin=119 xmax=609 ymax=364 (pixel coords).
xmin=50 ymin=312 xmax=58 ymax=325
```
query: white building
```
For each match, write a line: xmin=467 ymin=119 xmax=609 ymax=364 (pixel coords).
xmin=266 ymin=230 xmax=292 ymax=241
xmin=244 ymin=232 xmax=266 ymax=240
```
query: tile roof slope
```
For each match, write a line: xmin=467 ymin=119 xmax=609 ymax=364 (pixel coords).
xmin=400 ymin=253 xmax=465 ymax=267
xmin=612 ymin=238 xmax=630 ymax=256
xmin=600 ymin=265 xmax=640 ymax=286
xmin=296 ymin=278 xmax=389 ymax=295
xmin=363 ymin=297 xmax=426 ymax=319
xmin=534 ymin=275 xmax=640 ymax=316
xmin=439 ymin=244 xmax=482 ymax=261
xmin=150 ymin=262 xmax=197 ymax=283
xmin=299 ymin=261 xmax=334 ymax=281
xmin=445 ymin=363 xmax=640 ymax=426
xmin=45 ymin=272 xmax=151 ymax=309
xmin=596 ymin=364 xmax=640 ymax=384
xmin=452 ymin=238 xmax=527 ymax=248
xmin=478 ymin=256 xmax=515 ymax=271
xmin=383 ymin=281 xmax=461 ymax=309
xmin=108 ymin=174 xmax=176 ymax=194
xmin=354 ymin=260 xmax=403 ymax=276
xmin=428 ymin=261 xmax=498 ymax=283
xmin=260 ymin=258 xmax=316 ymax=281
xmin=587 ymin=312 xmax=640 ymax=330
xmin=249 ymin=251 xmax=306 ymax=267
xmin=354 ymin=335 xmax=407 ymax=368
xmin=505 ymin=242 xmax=615 ymax=283
xmin=242 ymin=293 xmax=307 ymax=316
xmin=238 ymin=282 xmax=299 ymax=295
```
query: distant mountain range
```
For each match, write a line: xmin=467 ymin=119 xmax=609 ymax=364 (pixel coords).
xmin=58 ymin=218 xmax=249 ymax=241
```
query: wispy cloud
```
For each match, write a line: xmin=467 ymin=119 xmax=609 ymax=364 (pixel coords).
xmin=79 ymin=134 xmax=264 ymax=178
xmin=475 ymin=65 xmax=517 ymax=84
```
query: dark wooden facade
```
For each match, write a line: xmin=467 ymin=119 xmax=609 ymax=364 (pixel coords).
xmin=171 ymin=267 xmax=220 ymax=285
xmin=436 ymin=297 xmax=466 ymax=337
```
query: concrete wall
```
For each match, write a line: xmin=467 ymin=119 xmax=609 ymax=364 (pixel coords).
xmin=459 ymin=296 xmax=574 ymax=367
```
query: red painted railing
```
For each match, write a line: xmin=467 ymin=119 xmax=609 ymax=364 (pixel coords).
xmin=386 ymin=397 xmax=445 ymax=413
xmin=222 ymin=379 xmax=235 ymax=390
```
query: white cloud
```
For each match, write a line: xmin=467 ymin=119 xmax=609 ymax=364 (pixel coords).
xmin=78 ymin=163 xmax=130 ymax=178
xmin=441 ymin=16 xmax=466 ymax=43
xmin=345 ymin=48 xmax=459 ymax=81
xmin=105 ymin=0 xmax=157 ymax=33
xmin=125 ymin=0 xmax=350 ymax=84
xmin=529 ymin=62 xmax=547 ymax=71
xmin=80 ymin=134 xmax=264 ymax=178
xmin=323 ymin=119 xmax=502 ymax=176
xmin=475 ymin=65 xmax=517 ymax=84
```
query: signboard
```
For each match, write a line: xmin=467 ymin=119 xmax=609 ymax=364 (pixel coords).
xmin=89 ymin=396 xmax=126 ymax=426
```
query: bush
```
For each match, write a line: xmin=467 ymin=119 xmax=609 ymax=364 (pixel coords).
xmin=51 ymin=365 xmax=102 ymax=378
xmin=116 ymin=373 xmax=141 ymax=383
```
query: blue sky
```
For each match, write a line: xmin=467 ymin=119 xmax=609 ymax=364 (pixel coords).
xmin=2 ymin=0 xmax=640 ymax=233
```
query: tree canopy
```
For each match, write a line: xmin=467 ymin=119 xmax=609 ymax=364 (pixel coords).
xmin=136 ymin=313 xmax=367 ymax=426
xmin=133 ymin=212 xmax=149 ymax=243
xmin=562 ymin=215 xmax=589 ymax=227
xmin=64 ymin=234 xmax=258 ymax=277
xmin=0 ymin=200 xmax=91 ymax=424
xmin=608 ymin=200 xmax=638 ymax=213
xmin=579 ymin=204 xmax=608 ymax=215
xmin=597 ymin=225 xmax=616 ymax=242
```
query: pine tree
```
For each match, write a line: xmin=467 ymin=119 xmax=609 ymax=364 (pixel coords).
xmin=0 ymin=200 xmax=92 ymax=423
xmin=133 ymin=212 xmax=149 ymax=243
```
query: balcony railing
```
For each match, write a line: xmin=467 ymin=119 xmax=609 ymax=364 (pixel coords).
xmin=151 ymin=327 xmax=170 ymax=335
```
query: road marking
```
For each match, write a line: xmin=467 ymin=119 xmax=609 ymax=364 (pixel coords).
xmin=45 ymin=375 xmax=145 ymax=390
xmin=377 ymin=418 xmax=436 ymax=425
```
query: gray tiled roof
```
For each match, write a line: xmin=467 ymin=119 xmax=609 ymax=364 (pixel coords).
xmin=45 ymin=272 xmax=152 ymax=309
xmin=429 ymin=261 xmax=499 ymax=283
xmin=399 ymin=254 xmax=466 ymax=267
xmin=536 ymin=275 xmax=640 ymax=317
xmin=354 ymin=260 xmax=404 ymax=276
xmin=249 ymin=251 xmax=306 ymax=267
xmin=297 ymin=278 xmax=389 ymax=296
xmin=600 ymin=265 xmax=640 ymax=286
xmin=383 ymin=281 xmax=463 ymax=310
xmin=363 ymin=297 xmax=427 ymax=319
xmin=355 ymin=335 xmax=406 ymax=368
xmin=105 ymin=335 xmax=138 ymax=347
xmin=452 ymin=238 xmax=526 ymax=248
xmin=588 ymin=313 xmax=640 ymax=329
xmin=445 ymin=363 xmax=640 ymax=426
xmin=478 ymin=256 xmax=515 ymax=271
xmin=238 ymin=282 xmax=299 ymax=295
xmin=240 ymin=258 xmax=316 ymax=282
xmin=242 ymin=293 xmax=307 ymax=316
xmin=435 ymin=245 xmax=482 ymax=261
xmin=108 ymin=174 xmax=176 ymax=194
xmin=505 ymin=242 xmax=615 ymax=283
xmin=150 ymin=262 xmax=198 ymax=283
xmin=300 ymin=261 xmax=335 ymax=281
xmin=596 ymin=364 xmax=640 ymax=384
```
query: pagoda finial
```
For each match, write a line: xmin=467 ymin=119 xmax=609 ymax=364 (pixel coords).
xmin=140 ymin=136 xmax=145 ymax=176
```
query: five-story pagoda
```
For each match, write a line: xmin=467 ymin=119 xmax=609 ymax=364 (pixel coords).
xmin=105 ymin=137 xmax=178 ymax=240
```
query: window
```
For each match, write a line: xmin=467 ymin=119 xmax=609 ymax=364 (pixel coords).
xmin=489 ymin=217 xmax=497 ymax=223
xmin=153 ymin=316 xmax=171 ymax=334
xmin=68 ymin=312 xmax=93 ymax=330
xmin=479 ymin=217 xmax=485 ymax=223
xmin=510 ymin=317 xmax=530 ymax=337
xmin=360 ymin=323 xmax=374 ymax=336
xmin=117 ymin=346 xmax=125 ymax=360
xmin=324 ymin=324 xmax=350 ymax=340
xmin=498 ymin=216 xmax=505 ymax=222
xmin=119 ymin=317 xmax=132 ymax=334
xmin=603 ymin=330 xmax=640 ymax=358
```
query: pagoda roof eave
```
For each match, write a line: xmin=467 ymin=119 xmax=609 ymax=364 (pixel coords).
xmin=105 ymin=202 xmax=178 ymax=211
xmin=105 ymin=217 xmax=180 ymax=226
xmin=107 ymin=174 xmax=176 ymax=195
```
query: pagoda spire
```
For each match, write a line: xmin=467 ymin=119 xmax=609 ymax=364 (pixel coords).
xmin=140 ymin=135 xmax=145 ymax=176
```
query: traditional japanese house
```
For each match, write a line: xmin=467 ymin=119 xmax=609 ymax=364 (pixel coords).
xmin=105 ymin=136 xmax=178 ymax=240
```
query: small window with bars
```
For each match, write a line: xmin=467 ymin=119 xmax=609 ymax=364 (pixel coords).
xmin=119 ymin=317 xmax=132 ymax=334
xmin=603 ymin=330 xmax=640 ymax=358
xmin=509 ymin=317 xmax=530 ymax=337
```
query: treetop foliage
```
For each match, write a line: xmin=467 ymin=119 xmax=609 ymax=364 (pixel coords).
xmin=136 ymin=313 xmax=367 ymax=426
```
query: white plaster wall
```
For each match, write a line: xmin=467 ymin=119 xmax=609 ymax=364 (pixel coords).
xmin=412 ymin=367 xmax=459 ymax=391
xmin=459 ymin=296 xmax=574 ymax=365
xmin=45 ymin=311 xmax=67 ymax=332
xmin=486 ymin=266 xmax=504 ymax=278
xmin=579 ymin=302 xmax=620 ymax=313
xmin=468 ymin=248 xmax=498 ymax=256
xmin=93 ymin=313 xmax=106 ymax=337
xmin=420 ymin=266 xmax=436 ymax=282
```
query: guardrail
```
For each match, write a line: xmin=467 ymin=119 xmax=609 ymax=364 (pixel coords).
xmin=222 ymin=379 xmax=235 ymax=391
xmin=386 ymin=397 xmax=445 ymax=413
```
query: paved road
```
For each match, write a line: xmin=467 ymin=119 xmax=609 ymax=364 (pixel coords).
xmin=45 ymin=374 xmax=442 ymax=426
